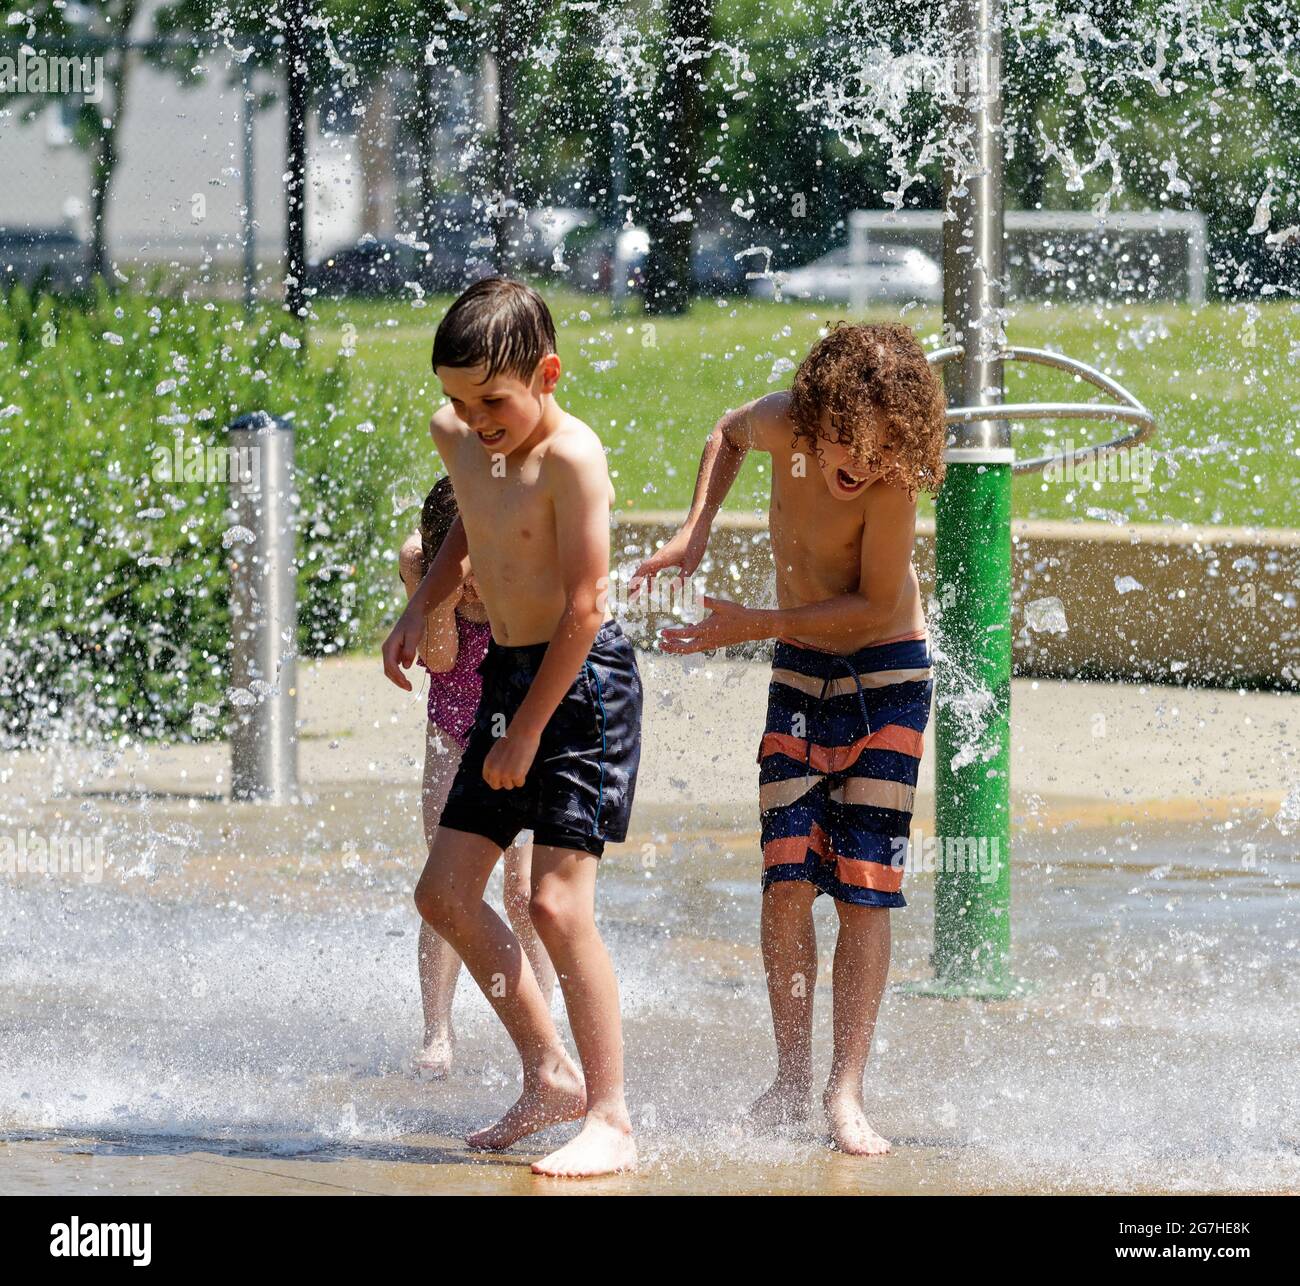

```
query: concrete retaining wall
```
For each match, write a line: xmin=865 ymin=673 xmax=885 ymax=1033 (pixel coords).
xmin=612 ymin=511 xmax=1300 ymax=688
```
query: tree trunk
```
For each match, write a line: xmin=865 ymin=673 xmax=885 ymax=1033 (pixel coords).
xmin=643 ymin=0 xmax=714 ymax=317
xmin=416 ymin=58 xmax=438 ymax=246
xmin=493 ymin=54 xmax=521 ymax=271
xmin=89 ymin=113 xmax=117 ymax=282
xmin=357 ymin=78 xmax=394 ymax=238
xmin=88 ymin=1 xmax=138 ymax=282
xmin=491 ymin=0 xmax=542 ymax=274
xmin=284 ymin=0 xmax=309 ymax=318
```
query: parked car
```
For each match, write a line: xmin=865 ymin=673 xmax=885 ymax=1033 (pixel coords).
xmin=566 ymin=222 xmax=649 ymax=293
xmin=307 ymin=232 xmax=492 ymax=297
xmin=566 ymin=222 xmax=753 ymax=296
xmin=0 ymin=226 xmax=87 ymax=293
xmin=518 ymin=206 xmax=596 ymax=272
xmin=693 ymin=229 xmax=753 ymax=296
xmin=311 ymin=204 xmax=599 ymax=295
xmin=749 ymin=243 xmax=942 ymax=304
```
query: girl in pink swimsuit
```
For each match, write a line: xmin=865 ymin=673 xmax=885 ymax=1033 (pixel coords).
xmin=398 ymin=478 xmax=554 ymax=1077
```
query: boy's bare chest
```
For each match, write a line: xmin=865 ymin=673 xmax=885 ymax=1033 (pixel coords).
xmin=451 ymin=449 xmax=555 ymax=554
xmin=769 ymin=474 xmax=865 ymax=569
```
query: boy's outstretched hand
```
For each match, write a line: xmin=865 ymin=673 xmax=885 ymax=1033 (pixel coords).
xmin=658 ymin=596 xmax=762 ymax=654
xmin=628 ymin=525 xmax=708 ymax=600
xmin=381 ymin=608 xmax=426 ymax=691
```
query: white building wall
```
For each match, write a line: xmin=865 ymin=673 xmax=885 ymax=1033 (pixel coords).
xmin=0 ymin=2 xmax=363 ymax=280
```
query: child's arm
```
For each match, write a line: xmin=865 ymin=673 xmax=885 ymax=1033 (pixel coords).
xmin=421 ymin=599 xmax=463 ymax=674
xmin=659 ymin=484 xmax=917 ymax=651
xmin=480 ymin=439 xmax=610 ymax=791
xmin=629 ymin=392 xmax=788 ymax=592
xmin=382 ymin=516 xmax=470 ymax=690
xmin=398 ymin=537 xmax=461 ymax=673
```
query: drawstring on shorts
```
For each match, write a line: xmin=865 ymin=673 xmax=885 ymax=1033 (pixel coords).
xmin=800 ymin=655 xmax=873 ymax=778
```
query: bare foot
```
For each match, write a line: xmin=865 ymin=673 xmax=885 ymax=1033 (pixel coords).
xmin=745 ymin=1078 xmax=812 ymax=1131
xmin=824 ymin=1089 xmax=891 ymax=1156
xmin=465 ymin=1053 xmax=586 ymax=1151
xmin=414 ymin=1030 xmax=454 ymax=1080
xmin=531 ymin=1111 xmax=637 ymax=1178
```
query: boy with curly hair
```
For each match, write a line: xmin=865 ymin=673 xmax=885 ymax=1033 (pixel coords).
xmin=631 ymin=322 xmax=946 ymax=1154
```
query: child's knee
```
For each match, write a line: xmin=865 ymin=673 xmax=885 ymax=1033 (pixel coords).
xmin=528 ymin=883 xmax=587 ymax=940
xmin=835 ymin=900 xmax=891 ymax=932
xmin=412 ymin=876 xmax=442 ymax=927
xmin=764 ymin=880 xmax=817 ymax=914
xmin=414 ymin=873 xmax=469 ymax=936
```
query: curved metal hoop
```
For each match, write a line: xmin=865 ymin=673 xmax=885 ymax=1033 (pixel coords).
xmin=927 ymin=345 xmax=1157 ymax=475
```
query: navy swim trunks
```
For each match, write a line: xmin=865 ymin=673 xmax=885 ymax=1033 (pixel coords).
xmin=758 ymin=632 xmax=933 ymax=907
xmin=438 ymin=620 xmax=642 ymax=858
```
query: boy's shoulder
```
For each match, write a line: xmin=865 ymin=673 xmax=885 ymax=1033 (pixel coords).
xmin=429 ymin=403 xmax=466 ymax=442
xmin=860 ymin=476 xmax=919 ymax=531
xmin=539 ymin=412 xmax=608 ymax=474
xmin=728 ymin=390 xmax=794 ymax=453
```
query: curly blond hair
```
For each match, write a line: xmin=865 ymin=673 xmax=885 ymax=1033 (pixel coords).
xmin=788 ymin=321 xmax=947 ymax=496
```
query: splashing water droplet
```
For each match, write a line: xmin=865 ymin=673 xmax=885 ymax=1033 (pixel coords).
xmin=1024 ymin=597 xmax=1068 ymax=635
xmin=1274 ymin=784 xmax=1300 ymax=837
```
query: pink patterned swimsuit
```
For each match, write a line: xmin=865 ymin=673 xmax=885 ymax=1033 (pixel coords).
xmin=420 ymin=613 xmax=492 ymax=750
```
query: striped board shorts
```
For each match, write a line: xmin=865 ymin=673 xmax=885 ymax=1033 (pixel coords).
xmin=757 ymin=632 xmax=933 ymax=908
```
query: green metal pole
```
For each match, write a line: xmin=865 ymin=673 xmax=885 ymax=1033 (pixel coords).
xmin=901 ymin=0 xmax=1026 ymax=999
xmin=931 ymin=461 xmax=1014 ymax=994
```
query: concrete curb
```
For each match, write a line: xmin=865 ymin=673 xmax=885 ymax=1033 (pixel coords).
xmin=612 ymin=511 xmax=1300 ymax=688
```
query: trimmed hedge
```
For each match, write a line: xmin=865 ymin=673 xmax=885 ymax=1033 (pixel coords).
xmin=0 ymin=286 xmax=419 ymax=745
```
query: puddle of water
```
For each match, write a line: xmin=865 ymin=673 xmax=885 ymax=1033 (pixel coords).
xmin=1 ymin=782 xmax=1296 ymax=1193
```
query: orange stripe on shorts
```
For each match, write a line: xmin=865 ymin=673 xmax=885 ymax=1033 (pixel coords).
xmin=758 ymin=723 xmax=925 ymax=773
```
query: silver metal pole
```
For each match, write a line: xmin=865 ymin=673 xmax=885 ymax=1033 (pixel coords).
xmin=241 ymin=64 xmax=256 ymax=312
xmin=227 ymin=412 xmax=298 ymax=803
xmin=1188 ymin=212 xmax=1207 ymax=307
xmin=849 ymin=210 xmax=868 ymax=314
xmin=942 ymin=0 xmax=1007 ymax=455
xmin=610 ymin=72 xmax=628 ymax=318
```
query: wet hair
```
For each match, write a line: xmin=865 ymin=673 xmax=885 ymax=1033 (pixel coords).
xmin=788 ymin=321 xmax=947 ymax=496
xmin=430 ymin=277 xmax=557 ymax=383
xmin=419 ymin=476 xmax=459 ymax=577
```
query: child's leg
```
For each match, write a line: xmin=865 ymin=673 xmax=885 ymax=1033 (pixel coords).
xmin=824 ymin=902 xmax=892 ymax=1155
xmin=525 ymin=846 xmax=636 ymax=1178
xmin=401 ymin=531 xmax=465 ymax=1072
xmin=414 ymin=828 xmax=585 ymax=1146
xmin=415 ymin=722 xmax=466 ymax=1075
xmin=748 ymin=880 xmax=818 ymax=1127
xmin=502 ymin=834 xmax=556 ymax=1009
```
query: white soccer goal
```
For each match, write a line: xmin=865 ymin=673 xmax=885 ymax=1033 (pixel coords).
xmin=848 ymin=208 xmax=1208 ymax=309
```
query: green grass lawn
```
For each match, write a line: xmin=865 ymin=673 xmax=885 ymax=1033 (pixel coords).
xmin=309 ymin=290 xmax=1299 ymax=529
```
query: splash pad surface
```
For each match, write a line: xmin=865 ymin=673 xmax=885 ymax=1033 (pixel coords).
xmin=3 ymin=654 xmax=1295 ymax=1195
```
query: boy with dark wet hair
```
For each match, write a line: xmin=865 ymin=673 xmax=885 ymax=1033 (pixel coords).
xmin=633 ymin=321 xmax=945 ymax=1155
xmin=384 ymin=277 xmax=642 ymax=1178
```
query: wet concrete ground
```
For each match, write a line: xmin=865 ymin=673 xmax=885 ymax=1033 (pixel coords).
xmin=1 ymin=656 xmax=1297 ymax=1194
